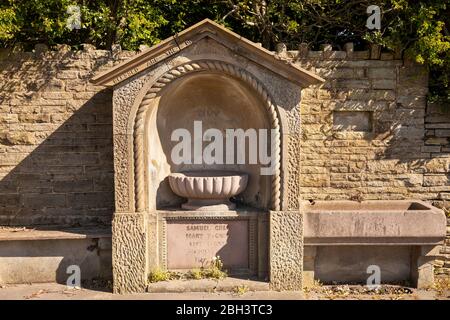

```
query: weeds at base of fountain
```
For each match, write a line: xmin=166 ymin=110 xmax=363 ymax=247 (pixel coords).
xmin=148 ymin=256 xmax=227 ymax=283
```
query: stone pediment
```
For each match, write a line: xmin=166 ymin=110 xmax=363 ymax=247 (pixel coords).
xmin=91 ymin=19 xmax=324 ymax=87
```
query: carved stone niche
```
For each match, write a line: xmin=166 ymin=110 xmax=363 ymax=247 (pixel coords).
xmin=92 ymin=19 xmax=324 ymax=293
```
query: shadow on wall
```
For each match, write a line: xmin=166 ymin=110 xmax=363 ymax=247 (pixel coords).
xmin=327 ymin=104 xmax=449 ymax=203
xmin=371 ymin=101 xmax=449 ymax=198
xmin=300 ymin=60 xmax=450 ymax=206
xmin=0 ymin=237 xmax=112 ymax=285
xmin=0 ymin=49 xmax=116 ymax=228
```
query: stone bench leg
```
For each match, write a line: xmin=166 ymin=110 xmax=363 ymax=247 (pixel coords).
xmin=303 ymin=246 xmax=317 ymax=288
xmin=411 ymin=245 xmax=440 ymax=289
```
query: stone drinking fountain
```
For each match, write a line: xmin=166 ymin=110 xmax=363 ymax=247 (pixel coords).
xmin=90 ymin=20 xmax=446 ymax=294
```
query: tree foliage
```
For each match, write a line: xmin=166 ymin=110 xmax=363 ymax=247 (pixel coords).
xmin=0 ymin=0 xmax=449 ymax=103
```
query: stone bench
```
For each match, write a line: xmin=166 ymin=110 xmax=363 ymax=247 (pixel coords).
xmin=0 ymin=227 xmax=112 ymax=284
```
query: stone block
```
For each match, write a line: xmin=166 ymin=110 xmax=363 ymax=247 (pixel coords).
xmin=425 ymin=123 xmax=450 ymax=129
xmin=56 ymin=71 xmax=79 ymax=80
xmin=435 ymin=130 xmax=450 ymax=137
xmin=336 ymin=79 xmax=370 ymax=89
xmin=411 ymin=246 xmax=440 ymax=289
xmin=380 ymin=52 xmax=394 ymax=60
xmin=327 ymin=51 xmax=347 ymax=59
xmin=426 ymin=114 xmax=450 ymax=123
xmin=112 ymin=213 xmax=148 ymax=293
xmin=367 ymin=160 xmax=408 ymax=174
xmin=0 ymin=114 xmax=18 ymax=124
xmin=0 ymin=131 xmax=36 ymax=145
xmin=67 ymin=192 xmax=113 ymax=209
xmin=405 ymin=174 xmax=423 ymax=186
xmin=53 ymin=180 xmax=94 ymax=193
xmin=423 ymin=175 xmax=447 ymax=187
xmin=333 ymin=111 xmax=372 ymax=132
xmin=317 ymin=68 xmax=354 ymax=79
xmin=302 ymin=246 xmax=316 ymax=288
xmin=425 ymin=137 xmax=448 ymax=145
xmin=352 ymin=51 xmax=370 ymax=59
xmin=269 ymin=211 xmax=303 ymax=290
xmin=367 ymin=68 xmax=396 ymax=79
xmin=347 ymin=89 xmax=396 ymax=101
xmin=41 ymin=92 xmax=73 ymax=100
xmin=397 ymin=96 xmax=426 ymax=109
xmin=372 ymin=79 xmax=396 ymax=89
xmin=300 ymin=174 xmax=330 ymax=187
xmin=21 ymin=193 xmax=66 ymax=209
xmin=369 ymin=44 xmax=381 ymax=59
xmin=421 ymin=146 xmax=441 ymax=153
xmin=0 ymin=194 xmax=19 ymax=206
xmin=424 ymin=158 xmax=449 ymax=173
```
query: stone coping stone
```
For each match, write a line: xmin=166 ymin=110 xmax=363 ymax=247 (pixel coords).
xmin=304 ymin=237 xmax=444 ymax=246
xmin=157 ymin=207 xmax=268 ymax=220
xmin=302 ymin=200 xmax=439 ymax=212
xmin=0 ymin=226 xmax=111 ymax=241
xmin=157 ymin=206 xmax=266 ymax=214
xmin=147 ymin=277 xmax=269 ymax=293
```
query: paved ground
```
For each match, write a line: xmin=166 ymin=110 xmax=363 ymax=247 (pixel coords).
xmin=0 ymin=282 xmax=448 ymax=300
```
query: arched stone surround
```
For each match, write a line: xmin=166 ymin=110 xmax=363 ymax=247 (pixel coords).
xmin=111 ymin=59 xmax=301 ymax=293
xmin=133 ymin=60 xmax=282 ymax=213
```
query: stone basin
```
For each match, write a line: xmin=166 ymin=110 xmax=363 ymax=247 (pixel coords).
xmin=302 ymin=200 xmax=447 ymax=245
xmin=168 ymin=171 xmax=248 ymax=210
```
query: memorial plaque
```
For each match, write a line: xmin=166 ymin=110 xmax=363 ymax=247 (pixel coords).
xmin=166 ymin=220 xmax=249 ymax=269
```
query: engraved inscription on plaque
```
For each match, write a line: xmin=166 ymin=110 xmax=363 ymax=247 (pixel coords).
xmin=166 ymin=220 xmax=249 ymax=269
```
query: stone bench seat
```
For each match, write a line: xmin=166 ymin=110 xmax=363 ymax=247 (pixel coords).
xmin=0 ymin=226 xmax=112 ymax=285
xmin=0 ymin=227 xmax=111 ymax=241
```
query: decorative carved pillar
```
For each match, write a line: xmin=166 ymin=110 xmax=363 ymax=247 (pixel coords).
xmin=112 ymin=213 xmax=148 ymax=293
xmin=269 ymin=210 xmax=303 ymax=290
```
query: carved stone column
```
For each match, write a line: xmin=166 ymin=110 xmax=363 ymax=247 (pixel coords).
xmin=269 ymin=210 xmax=303 ymax=290
xmin=112 ymin=213 xmax=148 ymax=293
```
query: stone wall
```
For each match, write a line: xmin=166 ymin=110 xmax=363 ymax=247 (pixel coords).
xmin=425 ymin=102 xmax=450 ymax=276
xmin=0 ymin=45 xmax=135 ymax=225
xmin=286 ymin=45 xmax=449 ymax=205
xmin=286 ymin=43 xmax=450 ymax=277
xmin=0 ymin=43 xmax=448 ymax=273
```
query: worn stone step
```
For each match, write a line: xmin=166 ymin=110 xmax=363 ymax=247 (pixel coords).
xmin=147 ymin=277 xmax=270 ymax=293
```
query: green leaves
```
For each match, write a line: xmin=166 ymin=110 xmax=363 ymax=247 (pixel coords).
xmin=0 ymin=7 xmax=18 ymax=41
xmin=0 ymin=0 xmax=448 ymax=104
